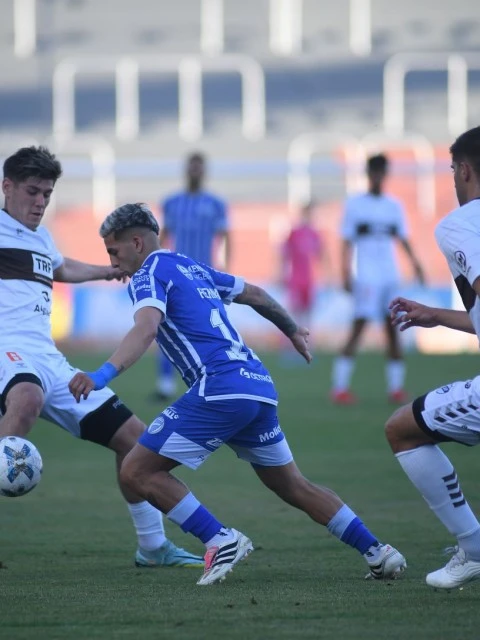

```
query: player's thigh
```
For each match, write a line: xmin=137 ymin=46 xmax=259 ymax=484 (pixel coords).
xmin=41 ymin=360 xmax=134 ymax=447
xmin=411 ymin=376 xmax=480 ymax=447
xmin=139 ymin=393 xmax=261 ymax=470
xmin=227 ymin=402 xmax=294 ymax=467
xmin=0 ymin=350 xmax=45 ymax=424
xmin=353 ymin=281 xmax=380 ymax=320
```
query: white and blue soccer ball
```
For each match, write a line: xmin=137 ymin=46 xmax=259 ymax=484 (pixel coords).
xmin=0 ymin=436 xmax=43 ymax=498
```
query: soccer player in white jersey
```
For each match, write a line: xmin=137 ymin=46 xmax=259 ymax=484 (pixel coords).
xmin=387 ymin=126 xmax=480 ymax=589
xmin=331 ymin=154 xmax=425 ymax=405
xmin=0 ymin=146 xmax=202 ymax=569
xmin=69 ymin=202 xmax=407 ymax=586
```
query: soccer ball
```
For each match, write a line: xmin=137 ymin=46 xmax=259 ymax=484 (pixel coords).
xmin=0 ymin=436 xmax=43 ymax=498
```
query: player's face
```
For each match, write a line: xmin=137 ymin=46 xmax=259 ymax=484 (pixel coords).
xmin=452 ymin=161 xmax=468 ymax=206
xmin=187 ymin=158 xmax=205 ymax=185
xmin=2 ymin=177 xmax=54 ymax=231
xmin=368 ymin=169 xmax=386 ymax=192
xmin=104 ymin=234 xmax=142 ymax=277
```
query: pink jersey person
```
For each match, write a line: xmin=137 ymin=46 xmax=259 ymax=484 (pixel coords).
xmin=283 ymin=203 xmax=322 ymax=313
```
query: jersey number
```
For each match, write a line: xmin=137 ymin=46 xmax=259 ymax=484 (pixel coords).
xmin=210 ymin=308 xmax=249 ymax=361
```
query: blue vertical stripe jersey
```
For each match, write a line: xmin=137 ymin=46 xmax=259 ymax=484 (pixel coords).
xmin=161 ymin=191 xmax=228 ymax=264
xmin=128 ymin=251 xmax=278 ymax=405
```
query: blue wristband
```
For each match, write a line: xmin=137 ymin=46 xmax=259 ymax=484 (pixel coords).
xmin=87 ymin=362 xmax=119 ymax=390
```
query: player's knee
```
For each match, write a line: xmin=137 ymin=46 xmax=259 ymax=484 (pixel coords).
xmin=4 ymin=384 xmax=43 ymax=429
xmin=119 ymin=452 xmax=142 ymax=493
xmin=385 ymin=408 xmax=406 ymax=451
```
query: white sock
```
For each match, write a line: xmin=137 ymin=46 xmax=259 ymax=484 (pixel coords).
xmin=386 ymin=360 xmax=405 ymax=393
xmin=396 ymin=446 xmax=480 ymax=559
xmin=205 ymin=527 xmax=235 ymax=549
xmin=127 ymin=501 xmax=166 ymax=551
xmin=332 ymin=356 xmax=354 ymax=392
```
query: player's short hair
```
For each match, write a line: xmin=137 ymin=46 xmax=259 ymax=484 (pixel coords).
xmin=187 ymin=151 xmax=205 ymax=164
xmin=366 ymin=154 xmax=388 ymax=173
xmin=3 ymin=146 xmax=62 ymax=183
xmin=450 ymin=126 xmax=480 ymax=175
xmin=99 ymin=203 xmax=159 ymax=239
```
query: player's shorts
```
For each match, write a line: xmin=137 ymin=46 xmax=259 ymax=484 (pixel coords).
xmin=139 ymin=392 xmax=294 ymax=470
xmin=0 ymin=349 xmax=133 ymax=447
xmin=353 ymin=280 xmax=399 ymax=321
xmin=412 ymin=376 xmax=480 ymax=446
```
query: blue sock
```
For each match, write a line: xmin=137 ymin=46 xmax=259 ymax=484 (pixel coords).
xmin=158 ymin=351 xmax=174 ymax=380
xmin=167 ymin=492 xmax=224 ymax=544
xmin=327 ymin=504 xmax=378 ymax=554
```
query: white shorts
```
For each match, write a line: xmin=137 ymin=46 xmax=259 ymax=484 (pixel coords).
xmin=353 ymin=280 xmax=399 ymax=321
xmin=413 ymin=376 xmax=480 ymax=446
xmin=0 ymin=349 xmax=132 ymax=444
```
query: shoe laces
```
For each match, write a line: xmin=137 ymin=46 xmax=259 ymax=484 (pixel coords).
xmin=443 ymin=546 xmax=467 ymax=569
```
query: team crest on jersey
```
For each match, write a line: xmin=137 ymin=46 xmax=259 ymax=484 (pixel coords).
xmin=455 ymin=251 xmax=467 ymax=272
xmin=148 ymin=416 xmax=165 ymax=434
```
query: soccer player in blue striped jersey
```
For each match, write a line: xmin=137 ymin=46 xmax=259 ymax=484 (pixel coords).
xmin=69 ymin=203 xmax=407 ymax=586
xmin=155 ymin=152 xmax=230 ymax=399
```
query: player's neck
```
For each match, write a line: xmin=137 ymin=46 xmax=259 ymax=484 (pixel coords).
xmin=368 ymin=187 xmax=382 ymax=196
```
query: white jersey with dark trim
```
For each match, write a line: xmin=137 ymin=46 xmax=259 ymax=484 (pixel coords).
xmin=435 ymin=198 xmax=480 ymax=342
xmin=0 ymin=209 xmax=64 ymax=355
xmin=341 ymin=193 xmax=408 ymax=282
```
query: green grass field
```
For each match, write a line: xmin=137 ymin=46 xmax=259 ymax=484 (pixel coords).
xmin=2 ymin=351 xmax=480 ymax=639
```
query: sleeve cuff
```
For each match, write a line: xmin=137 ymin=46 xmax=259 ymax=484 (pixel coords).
xmin=223 ymin=277 xmax=245 ymax=304
xmin=132 ymin=298 xmax=166 ymax=318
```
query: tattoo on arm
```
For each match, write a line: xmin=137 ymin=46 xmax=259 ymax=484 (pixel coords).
xmin=241 ymin=286 xmax=298 ymax=338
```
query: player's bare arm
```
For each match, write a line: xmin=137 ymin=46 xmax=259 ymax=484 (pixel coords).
xmin=69 ymin=306 xmax=163 ymax=402
xmin=390 ymin=296 xmax=475 ymax=334
xmin=54 ymin=257 xmax=125 ymax=283
xmin=399 ymin=239 xmax=425 ymax=285
xmin=234 ymin=282 xmax=312 ymax=363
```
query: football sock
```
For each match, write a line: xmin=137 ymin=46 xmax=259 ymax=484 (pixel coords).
xmin=332 ymin=356 xmax=354 ymax=392
xmin=386 ymin=359 xmax=405 ymax=393
xmin=167 ymin=492 xmax=224 ymax=544
xmin=205 ymin=527 xmax=236 ymax=549
xmin=127 ymin=501 xmax=166 ymax=551
xmin=396 ymin=446 xmax=480 ymax=560
xmin=327 ymin=504 xmax=378 ymax=554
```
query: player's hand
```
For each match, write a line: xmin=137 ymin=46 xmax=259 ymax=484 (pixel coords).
xmin=290 ymin=327 xmax=313 ymax=363
xmin=389 ymin=297 xmax=438 ymax=331
xmin=68 ymin=371 xmax=106 ymax=402
xmin=105 ymin=266 xmax=128 ymax=283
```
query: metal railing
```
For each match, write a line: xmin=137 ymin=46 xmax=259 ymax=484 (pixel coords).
xmin=287 ymin=130 xmax=437 ymax=216
xmin=383 ymin=52 xmax=480 ymax=138
xmin=52 ymin=54 xmax=266 ymax=142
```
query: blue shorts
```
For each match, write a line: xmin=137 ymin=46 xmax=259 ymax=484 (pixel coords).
xmin=139 ymin=393 xmax=293 ymax=469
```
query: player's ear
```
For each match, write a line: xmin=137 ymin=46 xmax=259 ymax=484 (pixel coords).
xmin=2 ymin=177 xmax=12 ymax=196
xmin=461 ymin=162 xmax=472 ymax=182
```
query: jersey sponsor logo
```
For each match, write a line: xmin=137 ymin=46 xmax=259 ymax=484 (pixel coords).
xmin=259 ymin=425 xmax=282 ymax=443
xmin=176 ymin=263 xmax=211 ymax=282
xmin=239 ymin=367 xmax=273 ymax=383
xmin=454 ymin=250 xmax=467 ymax=273
xmin=163 ymin=406 xmax=179 ymax=420
xmin=32 ymin=253 xmax=53 ymax=278
xmin=176 ymin=264 xmax=194 ymax=280
xmin=148 ymin=416 xmax=165 ymax=434
xmin=0 ymin=248 xmax=53 ymax=288
xmin=6 ymin=352 xmax=22 ymax=362
xmin=34 ymin=304 xmax=51 ymax=316
xmin=197 ymin=287 xmax=221 ymax=300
